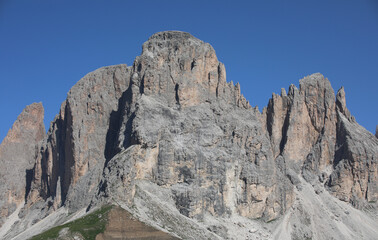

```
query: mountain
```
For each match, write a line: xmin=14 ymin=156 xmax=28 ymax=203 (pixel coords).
xmin=0 ymin=31 xmax=377 ymax=240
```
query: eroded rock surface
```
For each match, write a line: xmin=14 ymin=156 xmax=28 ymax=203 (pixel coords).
xmin=0 ymin=103 xmax=45 ymax=227
xmin=265 ymin=74 xmax=377 ymax=208
xmin=0 ymin=31 xmax=377 ymax=240
xmin=97 ymin=31 xmax=292 ymax=222
xmin=28 ymin=64 xmax=131 ymax=214
xmin=326 ymin=89 xmax=378 ymax=207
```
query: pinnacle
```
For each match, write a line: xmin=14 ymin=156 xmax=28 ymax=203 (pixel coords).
xmin=336 ymin=86 xmax=353 ymax=121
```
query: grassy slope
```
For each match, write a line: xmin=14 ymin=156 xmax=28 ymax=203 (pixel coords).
xmin=31 ymin=205 xmax=112 ymax=240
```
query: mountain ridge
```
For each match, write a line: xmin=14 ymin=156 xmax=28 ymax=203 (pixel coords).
xmin=0 ymin=31 xmax=377 ymax=240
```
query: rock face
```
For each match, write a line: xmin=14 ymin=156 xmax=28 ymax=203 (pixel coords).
xmin=265 ymin=74 xmax=378 ymax=208
xmin=0 ymin=31 xmax=377 ymax=240
xmin=97 ymin=31 xmax=292 ymax=223
xmin=326 ymin=87 xmax=378 ymax=207
xmin=28 ymin=64 xmax=130 ymax=212
xmin=265 ymin=74 xmax=337 ymax=170
xmin=0 ymin=103 xmax=45 ymax=227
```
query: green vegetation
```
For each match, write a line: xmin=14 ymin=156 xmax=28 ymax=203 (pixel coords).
xmin=31 ymin=205 xmax=113 ymax=240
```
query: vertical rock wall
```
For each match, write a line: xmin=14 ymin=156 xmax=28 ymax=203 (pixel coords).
xmin=0 ymin=103 xmax=45 ymax=227
xmin=28 ymin=64 xmax=131 ymax=212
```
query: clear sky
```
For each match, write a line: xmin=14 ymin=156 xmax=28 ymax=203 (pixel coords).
xmin=1 ymin=0 xmax=377 ymax=141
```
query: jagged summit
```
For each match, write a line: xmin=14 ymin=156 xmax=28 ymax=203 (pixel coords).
xmin=0 ymin=32 xmax=377 ymax=240
xmin=136 ymin=31 xmax=250 ymax=108
xmin=148 ymin=31 xmax=198 ymax=41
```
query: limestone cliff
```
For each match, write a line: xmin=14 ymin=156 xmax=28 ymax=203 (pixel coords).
xmin=327 ymin=87 xmax=377 ymax=207
xmin=28 ymin=64 xmax=130 ymax=212
xmin=97 ymin=31 xmax=291 ymax=222
xmin=0 ymin=31 xmax=377 ymax=240
xmin=265 ymin=74 xmax=377 ymax=208
xmin=0 ymin=103 xmax=45 ymax=227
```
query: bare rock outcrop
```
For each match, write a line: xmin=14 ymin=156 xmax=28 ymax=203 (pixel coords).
xmin=266 ymin=74 xmax=336 ymax=166
xmin=0 ymin=31 xmax=377 ymax=240
xmin=326 ymin=87 xmax=378 ymax=207
xmin=28 ymin=64 xmax=131 ymax=213
xmin=264 ymin=75 xmax=378 ymax=238
xmin=0 ymin=103 xmax=45 ymax=227
xmin=264 ymin=73 xmax=378 ymax=208
xmin=98 ymin=31 xmax=292 ymax=222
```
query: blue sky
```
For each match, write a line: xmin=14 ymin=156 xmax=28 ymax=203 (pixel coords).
xmin=1 ymin=0 xmax=377 ymax=141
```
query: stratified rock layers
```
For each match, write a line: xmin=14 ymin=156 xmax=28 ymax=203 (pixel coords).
xmin=0 ymin=31 xmax=377 ymax=239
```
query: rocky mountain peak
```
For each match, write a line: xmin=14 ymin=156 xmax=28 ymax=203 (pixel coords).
xmin=299 ymin=73 xmax=334 ymax=102
xmin=0 ymin=102 xmax=44 ymax=161
xmin=299 ymin=73 xmax=335 ymax=131
xmin=0 ymin=102 xmax=45 ymax=227
xmin=1 ymin=32 xmax=377 ymax=240
xmin=134 ymin=31 xmax=249 ymax=108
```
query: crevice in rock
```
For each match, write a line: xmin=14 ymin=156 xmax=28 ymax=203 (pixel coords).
xmin=191 ymin=59 xmax=196 ymax=71
xmin=40 ymin=146 xmax=50 ymax=199
xmin=104 ymin=78 xmax=135 ymax=168
xmin=175 ymin=83 xmax=180 ymax=105
xmin=122 ymin=111 xmax=137 ymax=149
xmin=24 ymin=168 xmax=34 ymax=202
xmin=333 ymin=112 xmax=347 ymax=168
xmin=266 ymin=99 xmax=274 ymax=138
xmin=60 ymin=101 xmax=75 ymax=205
xmin=140 ymin=74 xmax=145 ymax=95
xmin=104 ymin=91 xmax=128 ymax=163
xmin=54 ymin=119 xmax=64 ymax=202
xmin=104 ymin=108 xmax=122 ymax=164
xmin=279 ymin=109 xmax=290 ymax=154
